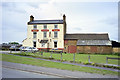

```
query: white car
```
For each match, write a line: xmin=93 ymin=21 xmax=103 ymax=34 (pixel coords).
xmin=23 ymin=47 xmax=38 ymax=52
xmin=19 ymin=46 xmax=27 ymax=51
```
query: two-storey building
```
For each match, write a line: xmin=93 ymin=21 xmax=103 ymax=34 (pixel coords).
xmin=22 ymin=15 xmax=66 ymax=51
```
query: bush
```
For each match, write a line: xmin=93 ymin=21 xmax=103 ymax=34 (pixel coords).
xmin=91 ymin=63 xmax=95 ymax=66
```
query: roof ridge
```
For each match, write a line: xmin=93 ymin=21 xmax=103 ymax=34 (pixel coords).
xmin=66 ymin=33 xmax=108 ymax=35
xmin=34 ymin=19 xmax=63 ymax=21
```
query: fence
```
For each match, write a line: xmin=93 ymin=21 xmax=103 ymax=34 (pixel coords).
xmin=8 ymin=51 xmax=119 ymax=65
xmin=106 ymin=57 xmax=120 ymax=64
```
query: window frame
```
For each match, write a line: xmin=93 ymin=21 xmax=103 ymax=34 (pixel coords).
xmin=54 ymin=31 xmax=58 ymax=38
xmin=43 ymin=32 xmax=47 ymax=38
xmin=44 ymin=24 xmax=47 ymax=29
xmin=41 ymin=43 xmax=45 ymax=47
xmin=33 ymin=41 xmax=36 ymax=47
xmin=54 ymin=42 xmax=57 ymax=48
xmin=33 ymin=32 xmax=37 ymax=38
xmin=33 ymin=25 xmax=37 ymax=29
xmin=54 ymin=24 xmax=58 ymax=29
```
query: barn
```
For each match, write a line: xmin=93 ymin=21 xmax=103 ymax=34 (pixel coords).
xmin=64 ymin=33 xmax=112 ymax=54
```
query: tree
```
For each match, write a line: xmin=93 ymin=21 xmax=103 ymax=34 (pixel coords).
xmin=9 ymin=42 xmax=19 ymax=44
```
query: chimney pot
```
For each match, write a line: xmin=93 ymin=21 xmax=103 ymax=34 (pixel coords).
xmin=30 ymin=15 xmax=34 ymax=22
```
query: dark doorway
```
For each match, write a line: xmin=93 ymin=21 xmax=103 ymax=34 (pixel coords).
xmin=33 ymin=41 xmax=36 ymax=47
xmin=54 ymin=42 xmax=57 ymax=48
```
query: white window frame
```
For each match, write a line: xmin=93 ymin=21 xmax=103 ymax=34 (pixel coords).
xmin=41 ymin=43 xmax=45 ymax=47
xmin=43 ymin=32 xmax=47 ymax=38
xmin=33 ymin=25 xmax=37 ymax=29
xmin=33 ymin=41 xmax=36 ymax=47
xmin=54 ymin=31 xmax=58 ymax=38
xmin=54 ymin=24 xmax=58 ymax=29
xmin=33 ymin=32 xmax=37 ymax=38
xmin=54 ymin=42 xmax=57 ymax=48
xmin=44 ymin=24 xmax=47 ymax=29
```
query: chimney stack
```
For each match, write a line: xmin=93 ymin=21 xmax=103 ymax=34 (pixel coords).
xmin=63 ymin=14 xmax=66 ymax=22
xmin=30 ymin=15 xmax=34 ymax=22
xmin=63 ymin=14 xmax=66 ymax=36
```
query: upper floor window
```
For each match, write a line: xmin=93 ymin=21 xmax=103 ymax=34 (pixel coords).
xmin=33 ymin=32 xmax=37 ymax=38
xmin=54 ymin=31 xmax=58 ymax=38
xmin=44 ymin=24 xmax=47 ymax=29
xmin=54 ymin=24 xmax=58 ymax=29
xmin=33 ymin=25 xmax=37 ymax=29
xmin=43 ymin=32 xmax=47 ymax=38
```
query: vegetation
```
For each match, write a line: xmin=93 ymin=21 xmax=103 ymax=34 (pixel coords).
xmin=2 ymin=54 xmax=118 ymax=75
xmin=11 ymin=52 xmax=120 ymax=65
xmin=8 ymin=42 xmax=19 ymax=44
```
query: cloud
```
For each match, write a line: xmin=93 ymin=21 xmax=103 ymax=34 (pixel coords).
xmin=1 ymin=1 xmax=118 ymax=43
xmin=2 ymin=2 xmax=26 ymax=13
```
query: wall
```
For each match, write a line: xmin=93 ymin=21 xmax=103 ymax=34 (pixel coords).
xmin=112 ymin=47 xmax=120 ymax=53
xmin=64 ymin=39 xmax=77 ymax=53
xmin=23 ymin=24 xmax=64 ymax=50
xmin=77 ymin=46 xmax=112 ymax=54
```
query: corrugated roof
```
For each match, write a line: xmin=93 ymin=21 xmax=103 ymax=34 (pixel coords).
xmin=77 ymin=40 xmax=112 ymax=46
xmin=28 ymin=20 xmax=63 ymax=24
xmin=65 ymin=33 xmax=109 ymax=40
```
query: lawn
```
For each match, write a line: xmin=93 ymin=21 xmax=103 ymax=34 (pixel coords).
xmin=2 ymin=54 xmax=118 ymax=75
xmin=12 ymin=52 xmax=120 ymax=65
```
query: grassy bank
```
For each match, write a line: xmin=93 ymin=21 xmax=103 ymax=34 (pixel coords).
xmin=2 ymin=54 xmax=118 ymax=75
xmin=11 ymin=52 xmax=120 ymax=65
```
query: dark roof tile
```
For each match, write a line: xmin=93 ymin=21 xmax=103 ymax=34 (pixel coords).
xmin=65 ymin=33 xmax=109 ymax=40
xmin=28 ymin=20 xmax=63 ymax=24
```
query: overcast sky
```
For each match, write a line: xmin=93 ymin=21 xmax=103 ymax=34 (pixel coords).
xmin=1 ymin=0 xmax=119 ymax=44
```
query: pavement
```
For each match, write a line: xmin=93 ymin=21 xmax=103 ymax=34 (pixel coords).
xmin=2 ymin=61 xmax=118 ymax=78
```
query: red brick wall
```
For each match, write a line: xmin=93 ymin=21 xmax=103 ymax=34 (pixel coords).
xmin=77 ymin=46 xmax=112 ymax=54
xmin=68 ymin=45 xmax=77 ymax=53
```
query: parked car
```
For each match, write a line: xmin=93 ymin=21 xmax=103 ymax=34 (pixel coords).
xmin=49 ymin=48 xmax=63 ymax=53
xmin=23 ymin=47 xmax=38 ymax=52
xmin=19 ymin=46 xmax=27 ymax=51
xmin=9 ymin=46 xmax=20 ymax=51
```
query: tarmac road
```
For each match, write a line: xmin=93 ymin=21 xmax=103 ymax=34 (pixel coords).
xmin=2 ymin=61 xmax=118 ymax=78
xmin=2 ymin=67 xmax=60 ymax=78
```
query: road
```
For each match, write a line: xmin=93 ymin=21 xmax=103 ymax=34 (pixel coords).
xmin=2 ymin=61 xmax=118 ymax=78
xmin=2 ymin=67 xmax=60 ymax=78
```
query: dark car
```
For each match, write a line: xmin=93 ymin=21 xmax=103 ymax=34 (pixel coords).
xmin=9 ymin=46 xmax=20 ymax=51
xmin=49 ymin=48 xmax=63 ymax=53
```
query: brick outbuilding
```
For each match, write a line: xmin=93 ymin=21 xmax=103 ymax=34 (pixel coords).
xmin=64 ymin=33 xmax=112 ymax=54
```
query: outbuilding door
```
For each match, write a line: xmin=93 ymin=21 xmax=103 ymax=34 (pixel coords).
xmin=68 ymin=45 xmax=76 ymax=53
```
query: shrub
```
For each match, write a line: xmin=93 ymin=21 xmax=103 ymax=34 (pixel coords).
xmin=91 ymin=63 xmax=95 ymax=66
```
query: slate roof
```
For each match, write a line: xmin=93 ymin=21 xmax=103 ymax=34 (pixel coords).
xmin=64 ymin=33 xmax=110 ymax=40
xmin=77 ymin=40 xmax=112 ymax=46
xmin=40 ymin=40 xmax=48 ymax=43
xmin=28 ymin=20 xmax=63 ymax=24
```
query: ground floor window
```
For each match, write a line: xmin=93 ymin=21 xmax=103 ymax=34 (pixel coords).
xmin=33 ymin=41 xmax=36 ymax=47
xmin=41 ymin=43 xmax=45 ymax=47
xmin=54 ymin=42 xmax=57 ymax=48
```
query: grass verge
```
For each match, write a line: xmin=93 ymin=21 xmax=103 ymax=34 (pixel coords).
xmin=2 ymin=54 xmax=118 ymax=75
